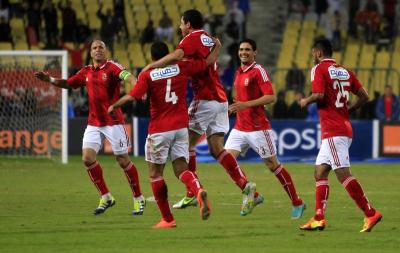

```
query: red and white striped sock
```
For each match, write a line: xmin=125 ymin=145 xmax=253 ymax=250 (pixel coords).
xmin=341 ymin=176 xmax=375 ymax=217
xmin=217 ymin=150 xmax=248 ymax=190
xmin=86 ymin=161 xmax=109 ymax=196
xmin=122 ymin=162 xmax=142 ymax=198
xmin=185 ymin=151 xmax=198 ymax=198
xmin=273 ymin=164 xmax=303 ymax=206
xmin=151 ymin=176 xmax=174 ymax=222
xmin=179 ymin=170 xmax=202 ymax=197
xmin=314 ymin=178 xmax=329 ymax=221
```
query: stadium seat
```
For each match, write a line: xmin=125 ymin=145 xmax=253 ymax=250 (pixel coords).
xmin=210 ymin=0 xmax=226 ymax=15
xmin=193 ymin=0 xmax=210 ymax=14
xmin=342 ymin=42 xmax=360 ymax=70
xmin=0 ymin=42 xmax=13 ymax=50
xmin=14 ymin=41 xmax=29 ymax=50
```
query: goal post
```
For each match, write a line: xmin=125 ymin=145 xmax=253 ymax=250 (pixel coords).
xmin=0 ymin=50 xmax=69 ymax=164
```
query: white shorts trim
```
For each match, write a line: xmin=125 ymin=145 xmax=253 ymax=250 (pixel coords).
xmin=316 ymin=136 xmax=352 ymax=170
xmin=225 ymin=129 xmax=277 ymax=159
xmin=145 ymin=128 xmax=189 ymax=164
xmin=82 ymin=125 xmax=130 ymax=155
xmin=188 ymin=100 xmax=229 ymax=137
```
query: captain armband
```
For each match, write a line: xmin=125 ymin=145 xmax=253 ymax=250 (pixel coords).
xmin=119 ymin=70 xmax=132 ymax=81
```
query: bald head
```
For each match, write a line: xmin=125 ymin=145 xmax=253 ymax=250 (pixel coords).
xmin=90 ymin=40 xmax=107 ymax=65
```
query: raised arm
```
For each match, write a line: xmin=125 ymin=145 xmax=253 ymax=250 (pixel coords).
xmin=34 ymin=71 xmax=69 ymax=89
xmin=205 ymin=37 xmax=221 ymax=66
xmin=142 ymin=49 xmax=185 ymax=72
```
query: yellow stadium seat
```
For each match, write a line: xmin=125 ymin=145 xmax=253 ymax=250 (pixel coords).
xmin=342 ymin=42 xmax=360 ymax=70
xmin=375 ymin=51 xmax=390 ymax=68
xmin=147 ymin=0 xmax=160 ymax=5
xmin=194 ymin=0 xmax=210 ymax=14
xmin=359 ymin=44 xmax=375 ymax=68
xmin=0 ymin=42 xmax=13 ymax=50
xmin=210 ymin=0 xmax=226 ymax=15
xmin=14 ymin=41 xmax=29 ymax=50
xmin=332 ymin=52 xmax=342 ymax=65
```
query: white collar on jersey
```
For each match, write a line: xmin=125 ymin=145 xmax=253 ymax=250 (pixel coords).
xmin=241 ymin=61 xmax=256 ymax=73
xmin=92 ymin=60 xmax=109 ymax=70
xmin=320 ymin=58 xmax=336 ymax=63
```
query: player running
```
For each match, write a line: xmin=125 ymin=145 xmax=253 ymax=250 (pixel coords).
xmin=299 ymin=38 xmax=382 ymax=232
xmin=225 ymin=38 xmax=306 ymax=218
xmin=143 ymin=9 xmax=257 ymax=215
xmin=108 ymin=40 xmax=220 ymax=228
xmin=34 ymin=40 xmax=145 ymax=216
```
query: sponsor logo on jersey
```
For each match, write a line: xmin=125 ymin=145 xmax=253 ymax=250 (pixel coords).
xmin=150 ymin=64 xmax=180 ymax=81
xmin=200 ymin=34 xmax=214 ymax=47
xmin=328 ymin=66 xmax=350 ymax=80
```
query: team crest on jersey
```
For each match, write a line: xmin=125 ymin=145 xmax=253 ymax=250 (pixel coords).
xmin=150 ymin=64 xmax=180 ymax=81
xmin=328 ymin=66 xmax=349 ymax=80
xmin=200 ymin=34 xmax=214 ymax=47
xmin=244 ymin=78 xmax=249 ymax=86
xmin=102 ymin=73 xmax=108 ymax=81
xmin=85 ymin=77 xmax=88 ymax=82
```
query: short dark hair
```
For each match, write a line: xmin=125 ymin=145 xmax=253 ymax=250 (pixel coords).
xmin=312 ymin=38 xmax=333 ymax=57
xmin=239 ymin=38 xmax=257 ymax=51
xmin=182 ymin=9 xmax=204 ymax=29
xmin=151 ymin=42 xmax=169 ymax=61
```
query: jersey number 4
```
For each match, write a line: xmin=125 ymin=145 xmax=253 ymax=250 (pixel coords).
xmin=333 ymin=80 xmax=350 ymax=108
xmin=165 ymin=78 xmax=178 ymax=104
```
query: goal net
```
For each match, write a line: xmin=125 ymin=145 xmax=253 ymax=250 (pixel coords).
xmin=0 ymin=51 xmax=68 ymax=163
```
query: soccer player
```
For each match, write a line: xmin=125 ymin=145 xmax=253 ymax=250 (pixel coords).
xmin=108 ymin=41 xmax=220 ymax=228
xmin=225 ymin=38 xmax=306 ymax=218
xmin=299 ymin=38 xmax=382 ymax=232
xmin=143 ymin=9 xmax=257 ymax=215
xmin=34 ymin=40 xmax=145 ymax=216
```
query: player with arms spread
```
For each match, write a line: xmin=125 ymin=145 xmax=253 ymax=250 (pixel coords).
xmin=299 ymin=39 xmax=382 ymax=232
xmin=34 ymin=40 xmax=145 ymax=216
xmin=225 ymin=39 xmax=306 ymax=218
xmin=143 ymin=9 xmax=257 ymax=215
xmin=108 ymin=41 xmax=220 ymax=228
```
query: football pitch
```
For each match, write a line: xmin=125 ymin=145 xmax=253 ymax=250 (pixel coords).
xmin=1 ymin=156 xmax=399 ymax=253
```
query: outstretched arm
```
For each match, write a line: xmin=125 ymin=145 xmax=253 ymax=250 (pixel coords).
xmin=108 ymin=94 xmax=134 ymax=114
xmin=34 ymin=71 xmax=69 ymax=89
xmin=142 ymin=49 xmax=185 ymax=72
xmin=348 ymin=87 xmax=369 ymax=114
xmin=300 ymin=93 xmax=324 ymax=108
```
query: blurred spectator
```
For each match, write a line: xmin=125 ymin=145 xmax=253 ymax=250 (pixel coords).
xmin=156 ymin=11 xmax=174 ymax=43
xmin=62 ymin=42 xmax=89 ymax=74
xmin=375 ymin=85 xmax=400 ymax=122
xmin=224 ymin=0 xmax=244 ymax=40
xmin=43 ymin=36 xmax=60 ymax=49
xmin=58 ymin=0 xmax=77 ymax=42
xmin=289 ymin=0 xmax=310 ymax=17
xmin=113 ymin=0 xmax=129 ymax=40
xmin=382 ymin=0 xmax=397 ymax=37
xmin=360 ymin=91 xmax=380 ymax=119
xmin=0 ymin=16 xmax=11 ymax=42
xmin=331 ymin=10 xmax=342 ymax=51
xmin=315 ymin=0 xmax=328 ymax=21
xmin=288 ymin=91 xmax=308 ymax=119
xmin=75 ymin=19 xmax=91 ymax=44
xmin=285 ymin=62 xmax=305 ymax=92
xmin=141 ymin=19 xmax=155 ymax=45
xmin=376 ymin=17 xmax=392 ymax=51
xmin=0 ymin=0 xmax=10 ymax=21
xmin=237 ymin=0 xmax=250 ymax=37
xmin=26 ymin=2 xmax=41 ymax=44
xmin=225 ymin=13 xmax=240 ymax=41
xmin=348 ymin=0 xmax=361 ymax=38
xmin=355 ymin=0 xmax=381 ymax=43
xmin=273 ymin=90 xmax=288 ymax=119
xmin=97 ymin=6 xmax=117 ymax=55
xmin=42 ymin=0 xmax=58 ymax=45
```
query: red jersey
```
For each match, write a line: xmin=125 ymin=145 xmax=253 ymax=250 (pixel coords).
xmin=233 ymin=62 xmax=274 ymax=131
xmin=311 ymin=59 xmax=362 ymax=139
xmin=177 ymin=29 xmax=227 ymax=102
xmin=67 ymin=60 xmax=125 ymax=126
xmin=129 ymin=59 xmax=206 ymax=134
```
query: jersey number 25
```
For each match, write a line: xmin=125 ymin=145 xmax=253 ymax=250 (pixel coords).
xmin=333 ymin=80 xmax=350 ymax=108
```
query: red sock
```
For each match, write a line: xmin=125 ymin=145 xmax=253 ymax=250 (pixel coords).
xmin=273 ymin=165 xmax=303 ymax=206
xmin=314 ymin=179 xmax=329 ymax=221
xmin=86 ymin=161 xmax=109 ymax=195
xmin=122 ymin=162 xmax=142 ymax=198
xmin=341 ymin=176 xmax=375 ymax=217
xmin=150 ymin=176 xmax=174 ymax=222
xmin=185 ymin=151 xmax=198 ymax=198
xmin=217 ymin=150 xmax=248 ymax=190
xmin=179 ymin=170 xmax=202 ymax=197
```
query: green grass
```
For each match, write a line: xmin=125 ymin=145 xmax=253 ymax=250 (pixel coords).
xmin=0 ymin=156 xmax=399 ymax=253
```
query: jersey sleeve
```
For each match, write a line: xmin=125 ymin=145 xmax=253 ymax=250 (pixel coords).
xmin=66 ymin=68 xmax=86 ymax=89
xmin=349 ymin=70 xmax=363 ymax=94
xmin=311 ymin=64 xmax=325 ymax=93
xmin=128 ymin=72 xmax=148 ymax=99
xmin=109 ymin=61 xmax=125 ymax=80
xmin=255 ymin=66 xmax=274 ymax=95
xmin=177 ymin=35 xmax=198 ymax=56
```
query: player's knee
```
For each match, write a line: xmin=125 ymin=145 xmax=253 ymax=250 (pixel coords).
xmin=82 ymin=155 xmax=95 ymax=167
xmin=115 ymin=154 xmax=130 ymax=168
